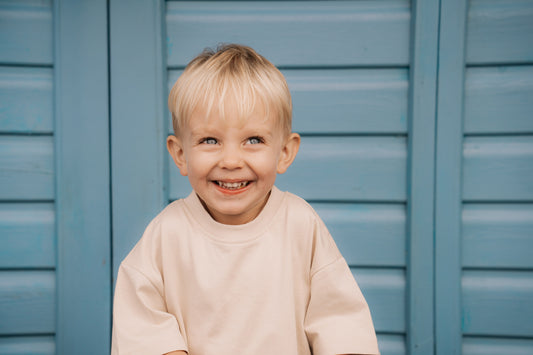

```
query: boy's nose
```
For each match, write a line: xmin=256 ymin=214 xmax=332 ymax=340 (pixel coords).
xmin=219 ymin=145 xmax=244 ymax=169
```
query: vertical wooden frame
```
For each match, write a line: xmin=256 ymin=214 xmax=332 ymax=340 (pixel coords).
xmin=435 ymin=0 xmax=468 ymax=353
xmin=54 ymin=0 xmax=111 ymax=353
xmin=406 ymin=0 xmax=440 ymax=354
xmin=110 ymin=0 xmax=167 ymax=279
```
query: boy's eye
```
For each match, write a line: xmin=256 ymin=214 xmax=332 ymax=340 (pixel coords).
xmin=247 ymin=137 xmax=263 ymax=145
xmin=201 ymin=137 xmax=218 ymax=145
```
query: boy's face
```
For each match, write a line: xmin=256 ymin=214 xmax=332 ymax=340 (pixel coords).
xmin=167 ymin=99 xmax=300 ymax=225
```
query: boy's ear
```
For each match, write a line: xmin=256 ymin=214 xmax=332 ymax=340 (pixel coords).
xmin=277 ymin=133 xmax=301 ymax=174
xmin=167 ymin=135 xmax=188 ymax=176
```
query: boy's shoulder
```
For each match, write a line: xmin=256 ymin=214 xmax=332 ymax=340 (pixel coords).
xmin=279 ymin=188 xmax=324 ymax=224
xmin=142 ymin=197 xmax=189 ymax=232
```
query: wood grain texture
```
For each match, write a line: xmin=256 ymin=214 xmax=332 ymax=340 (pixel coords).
xmin=466 ymin=0 xmax=533 ymax=64
xmin=463 ymin=336 xmax=533 ymax=355
xmin=166 ymin=0 xmax=410 ymax=67
xmin=406 ymin=1 xmax=440 ymax=353
xmin=313 ymin=202 xmax=406 ymax=267
xmin=168 ymin=136 xmax=407 ymax=201
xmin=463 ymin=136 xmax=533 ymax=201
xmin=377 ymin=334 xmax=406 ymax=355
xmin=462 ymin=270 xmax=533 ymax=337
xmin=0 ymin=336 xmax=55 ymax=355
xmin=0 ymin=203 xmax=55 ymax=268
xmin=0 ymin=271 xmax=55 ymax=335
xmin=434 ymin=0 xmax=468 ymax=352
xmin=278 ymin=136 xmax=407 ymax=201
xmin=464 ymin=65 xmax=533 ymax=134
xmin=353 ymin=268 xmax=406 ymax=334
xmin=111 ymin=0 xmax=167 ymax=271
xmin=286 ymin=69 xmax=408 ymax=134
xmin=0 ymin=0 xmax=53 ymax=65
xmin=0 ymin=136 xmax=54 ymax=200
xmin=462 ymin=204 xmax=533 ymax=269
xmin=54 ymin=0 xmax=111 ymax=352
xmin=0 ymin=67 xmax=53 ymax=133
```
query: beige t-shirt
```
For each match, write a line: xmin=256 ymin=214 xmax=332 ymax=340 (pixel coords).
xmin=111 ymin=187 xmax=379 ymax=355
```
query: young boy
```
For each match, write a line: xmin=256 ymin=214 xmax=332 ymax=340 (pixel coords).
xmin=112 ymin=44 xmax=379 ymax=355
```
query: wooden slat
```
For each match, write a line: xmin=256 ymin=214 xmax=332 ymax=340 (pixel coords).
xmin=463 ymin=204 xmax=533 ymax=269
xmin=0 ymin=271 xmax=55 ymax=335
xmin=166 ymin=0 xmax=410 ymax=67
xmin=0 ymin=336 xmax=55 ymax=355
xmin=286 ymin=69 xmax=408 ymax=134
xmin=313 ymin=203 xmax=406 ymax=267
xmin=463 ymin=337 xmax=533 ymax=355
xmin=464 ymin=66 xmax=533 ymax=134
xmin=111 ymin=0 xmax=168 ymax=273
xmin=463 ymin=136 xmax=533 ymax=201
xmin=353 ymin=268 xmax=406 ymax=333
xmin=0 ymin=136 xmax=54 ymax=200
xmin=167 ymin=69 xmax=409 ymax=134
xmin=434 ymin=0 xmax=468 ymax=352
xmin=0 ymin=67 xmax=53 ymax=133
xmin=407 ymin=1 xmax=440 ymax=353
xmin=466 ymin=0 xmax=533 ymax=64
xmin=278 ymin=136 xmax=406 ymax=201
xmin=55 ymin=0 xmax=111 ymax=353
xmin=376 ymin=334 xmax=406 ymax=355
xmin=0 ymin=203 xmax=55 ymax=268
xmin=462 ymin=270 xmax=533 ymax=337
xmin=0 ymin=0 xmax=53 ymax=65
xmin=168 ymin=136 xmax=407 ymax=201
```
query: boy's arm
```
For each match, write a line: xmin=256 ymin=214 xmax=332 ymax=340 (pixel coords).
xmin=112 ymin=263 xmax=188 ymax=354
xmin=305 ymin=257 xmax=380 ymax=355
xmin=164 ymin=351 xmax=187 ymax=355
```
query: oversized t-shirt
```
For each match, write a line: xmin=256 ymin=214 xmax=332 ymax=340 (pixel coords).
xmin=111 ymin=187 xmax=379 ymax=355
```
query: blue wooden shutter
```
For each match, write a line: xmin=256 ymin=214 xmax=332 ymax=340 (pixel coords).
xmin=0 ymin=0 xmax=111 ymax=353
xmin=436 ymin=0 xmax=533 ymax=354
xmin=0 ymin=1 xmax=57 ymax=352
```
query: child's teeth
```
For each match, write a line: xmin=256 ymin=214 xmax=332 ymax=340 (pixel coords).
xmin=218 ymin=181 xmax=248 ymax=189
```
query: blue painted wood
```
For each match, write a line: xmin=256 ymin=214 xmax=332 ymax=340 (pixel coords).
xmin=0 ymin=67 xmax=53 ymax=133
xmin=54 ymin=0 xmax=111 ymax=353
xmin=435 ymin=0 xmax=468 ymax=353
xmin=0 ymin=336 xmax=55 ymax=355
xmin=110 ymin=0 xmax=167 ymax=277
xmin=286 ymin=69 xmax=408 ymax=134
xmin=406 ymin=1 xmax=439 ymax=354
xmin=0 ymin=203 xmax=55 ymax=268
xmin=0 ymin=136 xmax=54 ymax=200
xmin=352 ymin=268 xmax=406 ymax=334
xmin=464 ymin=66 xmax=533 ymax=134
xmin=167 ymin=68 xmax=409 ymax=134
xmin=463 ymin=136 xmax=533 ymax=201
xmin=463 ymin=337 xmax=533 ymax=355
xmin=166 ymin=0 xmax=410 ymax=67
xmin=377 ymin=334 xmax=406 ymax=355
xmin=462 ymin=270 xmax=533 ymax=337
xmin=313 ymin=203 xmax=406 ymax=267
xmin=0 ymin=0 xmax=53 ymax=65
xmin=268 ymin=136 xmax=406 ymax=201
xmin=0 ymin=271 xmax=55 ymax=335
xmin=466 ymin=0 xmax=533 ymax=64
xmin=169 ymin=136 xmax=407 ymax=201
xmin=463 ymin=204 xmax=533 ymax=269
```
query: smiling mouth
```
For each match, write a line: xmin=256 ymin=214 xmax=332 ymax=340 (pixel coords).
xmin=215 ymin=181 xmax=250 ymax=190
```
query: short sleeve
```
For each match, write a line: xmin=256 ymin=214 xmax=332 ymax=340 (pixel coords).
xmin=304 ymin=258 xmax=380 ymax=355
xmin=111 ymin=263 xmax=187 ymax=355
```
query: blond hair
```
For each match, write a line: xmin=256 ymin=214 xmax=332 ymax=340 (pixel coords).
xmin=168 ymin=44 xmax=292 ymax=137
